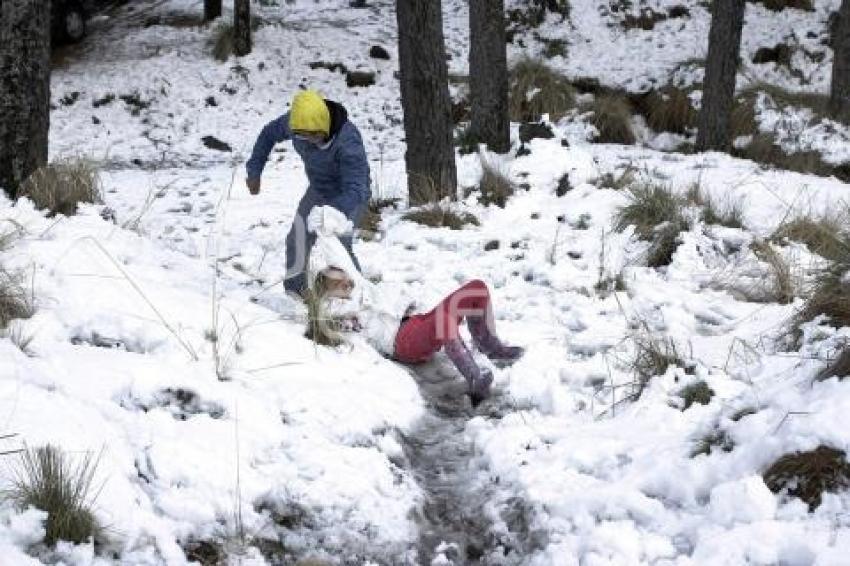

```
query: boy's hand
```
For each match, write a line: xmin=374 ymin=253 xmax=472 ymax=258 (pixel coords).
xmin=247 ymin=178 xmax=261 ymax=195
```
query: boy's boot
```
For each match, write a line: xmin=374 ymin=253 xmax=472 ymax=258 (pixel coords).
xmin=444 ymin=339 xmax=493 ymax=406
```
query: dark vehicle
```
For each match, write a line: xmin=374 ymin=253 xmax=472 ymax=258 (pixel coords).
xmin=52 ymin=0 xmax=88 ymax=44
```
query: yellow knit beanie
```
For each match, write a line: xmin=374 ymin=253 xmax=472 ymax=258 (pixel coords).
xmin=289 ymin=90 xmax=331 ymax=136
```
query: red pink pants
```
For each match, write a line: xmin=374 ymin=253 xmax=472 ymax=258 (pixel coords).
xmin=393 ymin=279 xmax=491 ymax=363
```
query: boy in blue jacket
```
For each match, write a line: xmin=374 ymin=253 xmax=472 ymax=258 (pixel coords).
xmin=246 ymin=90 xmax=370 ymax=296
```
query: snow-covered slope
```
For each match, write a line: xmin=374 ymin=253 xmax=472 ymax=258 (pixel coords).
xmin=2 ymin=0 xmax=850 ymax=564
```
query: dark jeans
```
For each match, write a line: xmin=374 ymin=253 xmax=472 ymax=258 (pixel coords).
xmin=284 ymin=188 xmax=365 ymax=294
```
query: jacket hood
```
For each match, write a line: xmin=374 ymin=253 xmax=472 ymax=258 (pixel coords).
xmin=325 ymin=100 xmax=349 ymax=139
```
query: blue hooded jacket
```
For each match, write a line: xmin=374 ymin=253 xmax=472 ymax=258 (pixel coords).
xmin=246 ymin=100 xmax=370 ymax=218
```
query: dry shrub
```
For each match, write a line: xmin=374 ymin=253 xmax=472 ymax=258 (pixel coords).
xmin=210 ymin=21 xmax=233 ymax=62
xmin=817 ymin=348 xmax=850 ymax=381
xmin=679 ymin=380 xmax=715 ymax=410
xmin=750 ymin=240 xmax=795 ymax=304
xmin=403 ymin=205 xmax=480 ymax=230
xmin=771 ymin=213 xmax=849 ymax=262
xmin=641 ymin=87 xmax=697 ymax=135
xmin=18 ymin=159 xmax=103 ymax=217
xmin=476 ymin=158 xmax=515 ymax=208
xmin=763 ymin=446 xmax=850 ymax=511
xmin=748 ymin=0 xmax=814 ymax=12
xmin=622 ymin=9 xmax=667 ymax=31
xmin=7 ymin=445 xmax=102 ymax=546
xmin=590 ymin=94 xmax=635 ymax=145
xmin=509 ymin=58 xmax=576 ymax=122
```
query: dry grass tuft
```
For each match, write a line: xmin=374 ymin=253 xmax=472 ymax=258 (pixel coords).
xmin=628 ymin=331 xmax=683 ymax=399
xmin=763 ymin=446 xmax=850 ymax=511
xmin=771 ymin=213 xmax=849 ymax=262
xmin=17 ymin=159 xmax=103 ymax=217
xmin=303 ymin=289 xmax=345 ymax=348
xmin=750 ymin=240 xmax=795 ymax=304
xmin=685 ymin=184 xmax=745 ymax=229
xmin=614 ymin=182 xmax=690 ymax=267
xmin=679 ymin=380 xmax=715 ymax=410
xmin=736 ymin=134 xmax=829 ymax=176
xmin=6 ymin=445 xmax=102 ymax=546
xmin=817 ymin=348 xmax=850 ymax=382
xmin=642 ymin=87 xmax=697 ymax=135
xmin=476 ymin=158 xmax=515 ymax=208
xmin=403 ymin=205 xmax=480 ymax=230
xmin=794 ymin=255 xmax=850 ymax=335
xmin=593 ymin=165 xmax=637 ymax=191
xmin=691 ymin=429 xmax=734 ymax=458
xmin=590 ymin=94 xmax=636 ymax=145
xmin=509 ymin=58 xmax=576 ymax=122
xmin=0 ymin=268 xmax=34 ymax=330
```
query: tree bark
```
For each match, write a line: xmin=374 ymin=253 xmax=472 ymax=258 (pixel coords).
xmin=696 ymin=0 xmax=745 ymax=152
xmin=830 ymin=0 xmax=850 ymax=124
xmin=0 ymin=0 xmax=51 ymax=199
xmin=469 ymin=0 xmax=510 ymax=153
xmin=396 ymin=0 xmax=458 ymax=205
xmin=205 ymin=0 xmax=222 ymax=21
xmin=233 ymin=0 xmax=251 ymax=56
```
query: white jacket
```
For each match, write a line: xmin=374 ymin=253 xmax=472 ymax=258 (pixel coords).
xmin=307 ymin=206 xmax=408 ymax=356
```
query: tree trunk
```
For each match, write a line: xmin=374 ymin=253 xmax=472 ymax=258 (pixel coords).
xmin=469 ymin=0 xmax=510 ymax=153
xmin=233 ymin=0 xmax=251 ymax=56
xmin=696 ymin=0 xmax=745 ymax=152
xmin=205 ymin=0 xmax=222 ymax=21
xmin=396 ymin=0 xmax=458 ymax=205
xmin=0 ymin=0 xmax=51 ymax=199
xmin=830 ymin=1 xmax=850 ymax=123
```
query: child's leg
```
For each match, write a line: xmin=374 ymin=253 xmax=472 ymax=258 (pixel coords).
xmin=451 ymin=280 xmax=525 ymax=362
xmin=394 ymin=283 xmax=494 ymax=404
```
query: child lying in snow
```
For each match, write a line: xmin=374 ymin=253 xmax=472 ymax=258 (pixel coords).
xmin=306 ymin=206 xmax=524 ymax=405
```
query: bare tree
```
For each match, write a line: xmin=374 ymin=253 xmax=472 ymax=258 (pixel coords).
xmin=396 ymin=0 xmax=457 ymax=204
xmin=696 ymin=0 xmax=746 ymax=152
xmin=233 ymin=0 xmax=252 ymax=56
xmin=205 ymin=0 xmax=222 ymax=21
xmin=831 ymin=0 xmax=850 ymax=123
xmin=469 ymin=0 xmax=510 ymax=153
xmin=0 ymin=0 xmax=51 ymax=199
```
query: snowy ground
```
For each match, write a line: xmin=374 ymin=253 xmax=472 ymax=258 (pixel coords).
xmin=2 ymin=0 xmax=850 ymax=564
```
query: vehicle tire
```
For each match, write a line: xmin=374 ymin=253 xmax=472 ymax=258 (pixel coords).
xmin=61 ymin=2 xmax=87 ymax=43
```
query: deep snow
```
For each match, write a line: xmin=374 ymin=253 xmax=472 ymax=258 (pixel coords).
xmin=1 ymin=0 xmax=850 ymax=564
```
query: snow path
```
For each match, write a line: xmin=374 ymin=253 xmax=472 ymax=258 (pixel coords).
xmin=399 ymin=359 xmax=535 ymax=565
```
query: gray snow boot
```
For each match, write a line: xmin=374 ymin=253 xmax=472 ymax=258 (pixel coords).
xmin=444 ymin=339 xmax=493 ymax=406
xmin=467 ymin=316 xmax=525 ymax=366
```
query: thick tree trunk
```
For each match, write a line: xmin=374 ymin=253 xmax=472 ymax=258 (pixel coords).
xmin=0 ymin=0 xmax=51 ymax=199
xmin=396 ymin=0 xmax=458 ymax=204
xmin=469 ymin=0 xmax=510 ymax=153
xmin=204 ymin=0 xmax=222 ymax=21
xmin=696 ymin=0 xmax=745 ymax=152
xmin=233 ymin=0 xmax=251 ymax=56
xmin=830 ymin=0 xmax=850 ymax=124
